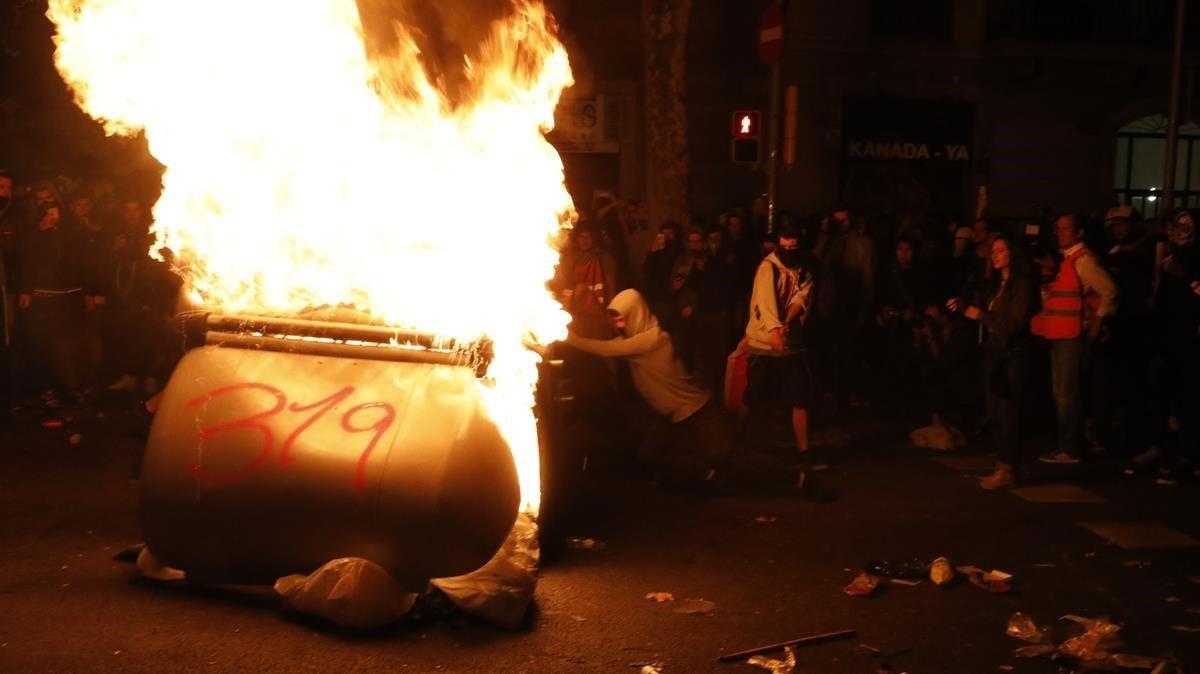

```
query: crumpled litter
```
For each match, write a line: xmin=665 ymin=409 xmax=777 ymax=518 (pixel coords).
xmin=908 ymin=415 xmax=965 ymax=450
xmin=645 ymin=592 xmax=675 ymax=602
xmin=135 ymin=546 xmax=186 ymax=582
xmin=1006 ymin=612 xmax=1048 ymax=644
xmin=930 ymin=557 xmax=954 ymax=586
xmin=275 ymin=557 xmax=418 ymax=630
xmin=430 ymin=511 xmax=539 ymax=630
xmin=1059 ymin=614 xmax=1123 ymax=661
xmin=1007 ymin=613 xmax=1134 ymax=665
xmin=844 ymin=572 xmax=880 ymax=597
xmin=638 ymin=665 xmax=663 ymax=674
xmin=956 ymin=565 xmax=1012 ymax=592
xmin=672 ymin=598 xmax=715 ymax=615
xmin=747 ymin=646 xmax=796 ymax=674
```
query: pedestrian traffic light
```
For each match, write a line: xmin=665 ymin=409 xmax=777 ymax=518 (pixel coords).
xmin=731 ymin=110 xmax=761 ymax=163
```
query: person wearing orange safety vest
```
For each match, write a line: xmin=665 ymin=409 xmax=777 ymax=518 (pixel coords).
xmin=1031 ymin=214 xmax=1118 ymax=465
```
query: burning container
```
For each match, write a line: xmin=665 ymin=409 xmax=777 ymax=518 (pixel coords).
xmin=140 ymin=313 xmax=521 ymax=588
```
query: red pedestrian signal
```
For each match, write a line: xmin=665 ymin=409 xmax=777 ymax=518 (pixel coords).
xmin=731 ymin=110 xmax=761 ymax=163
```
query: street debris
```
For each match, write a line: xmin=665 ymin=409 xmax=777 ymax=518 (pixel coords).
xmin=1002 ymin=612 xmax=1178 ymax=669
xmin=645 ymin=592 xmax=675 ymax=603
xmin=566 ymin=537 xmax=606 ymax=551
xmin=1006 ymin=613 xmax=1048 ymax=644
xmin=889 ymin=579 xmax=921 ymax=587
xmin=866 ymin=559 xmax=927 ymax=580
xmin=68 ymin=433 xmax=83 ymax=445
xmin=672 ymin=598 xmax=715 ymax=615
xmin=275 ymin=557 xmax=419 ymax=630
xmin=930 ymin=557 xmax=954 ymax=586
xmin=718 ymin=629 xmax=856 ymax=662
xmin=755 ymin=516 xmax=778 ymax=524
xmin=1170 ymin=625 xmax=1200 ymax=633
xmin=1059 ymin=615 xmax=1123 ymax=662
xmin=844 ymin=572 xmax=880 ymax=597
xmin=135 ymin=546 xmax=186 ymax=583
xmin=957 ymin=565 xmax=1013 ymax=593
xmin=746 ymin=646 xmax=796 ymax=674
xmin=430 ymin=512 xmax=540 ymax=630
xmin=638 ymin=665 xmax=663 ymax=674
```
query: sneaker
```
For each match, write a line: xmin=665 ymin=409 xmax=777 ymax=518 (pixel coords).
xmin=1038 ymin=451 xmax=1080 ymax=465
xmin=980 ymin=468 xmax=1015 ymax=490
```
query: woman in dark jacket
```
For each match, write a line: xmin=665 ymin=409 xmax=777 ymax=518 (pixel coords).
xmin=951 ymin=233 xmax=1036 ymax=489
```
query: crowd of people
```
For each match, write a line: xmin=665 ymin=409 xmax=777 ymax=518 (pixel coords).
xmin=2 ymin=166 xmax=1198 ymax=495
xmin=0 ymin=170 xmax=181 ymax=410
xmin=554 ymin=190 xmax=1200 ymax=493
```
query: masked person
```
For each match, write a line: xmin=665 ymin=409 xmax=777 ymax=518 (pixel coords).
xmin=563 ymin=288 xmax=730 ymax=483
xmin=742 ymin=224 xmax=831 ymax=500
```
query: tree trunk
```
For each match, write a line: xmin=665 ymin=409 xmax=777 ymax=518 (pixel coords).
xmin=642 ymin=0 xmax=692 ymax=228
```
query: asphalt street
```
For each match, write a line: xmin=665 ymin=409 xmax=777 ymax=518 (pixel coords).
xmin=2 ymin=402 xmax=1200 ymax=673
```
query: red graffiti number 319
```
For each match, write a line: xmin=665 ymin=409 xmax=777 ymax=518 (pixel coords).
xmin=185 ymin=383 xmax=396 ymax=491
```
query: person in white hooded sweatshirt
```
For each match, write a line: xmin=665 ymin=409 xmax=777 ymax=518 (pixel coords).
xmin=742 ymin=223 xmax=833 ymax=500
xmin=565 ymin=288 xmax=733 ymax=480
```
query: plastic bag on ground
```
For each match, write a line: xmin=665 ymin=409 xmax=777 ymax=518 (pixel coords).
xmin=1006 ymin=612 xmax=1048 ymax=644
xmin=275 ymin=558 xmax=418 ymax=630
xmin=1059 ymin=615 xmax=1123 ymax=662
xmin=747 ymin=646 xmax=796 ymax=674
xmin=136 ymin=546 xmax=186 ymax=582
xmin=431 ymin=511 xmax=539 ymax=630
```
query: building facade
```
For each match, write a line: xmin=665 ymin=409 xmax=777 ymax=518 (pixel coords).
xmin=556 ymin=0 xmax=1200 ymax=225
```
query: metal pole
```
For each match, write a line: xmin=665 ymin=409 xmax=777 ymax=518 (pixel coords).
xmin=765 ymin=0 xmax=785 ymax=235
xmin=1163 ymin=0 xmax=1186 ymax=215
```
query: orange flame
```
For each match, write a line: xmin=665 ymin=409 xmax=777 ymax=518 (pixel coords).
xmin=48 ymin=0 xmax=575 ymax=512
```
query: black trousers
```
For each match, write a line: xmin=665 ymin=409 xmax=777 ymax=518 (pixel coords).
xmin=984 ymin=343 xmax=1027 ymax=473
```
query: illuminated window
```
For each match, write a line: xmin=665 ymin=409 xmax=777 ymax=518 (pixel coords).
xmin=1113 ymin=114 xmax=1200 ymax=218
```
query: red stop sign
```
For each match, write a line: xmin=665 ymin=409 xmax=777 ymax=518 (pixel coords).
xmin=758 ymin=5 xmax=785 ymax=65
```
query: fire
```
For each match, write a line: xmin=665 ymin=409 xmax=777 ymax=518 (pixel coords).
xmin=48 ymin=0 xmax=575 ymax=512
